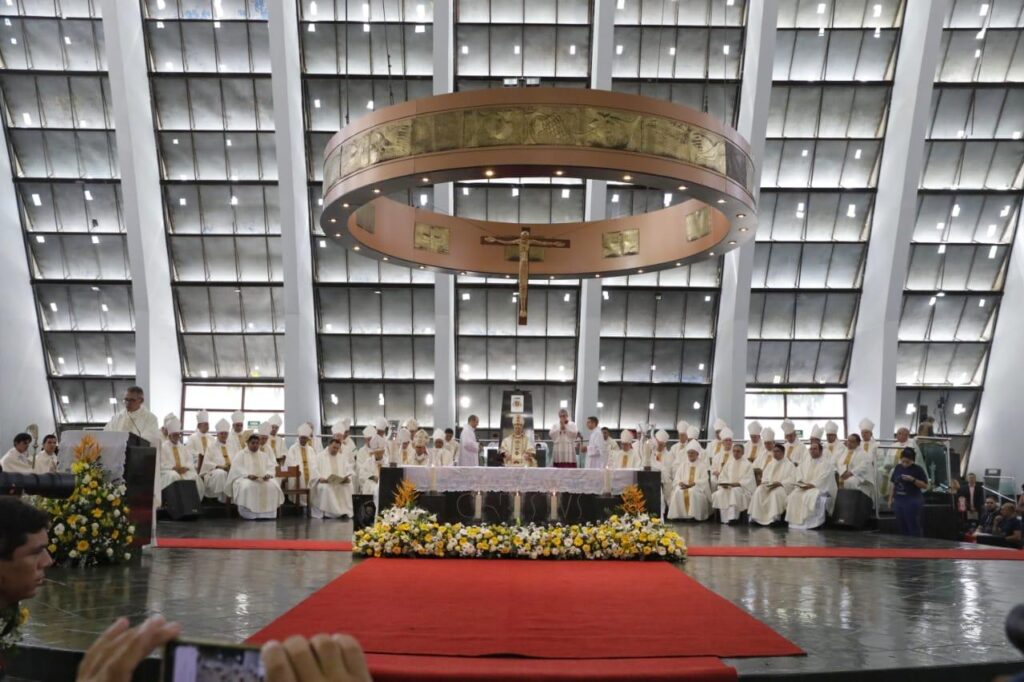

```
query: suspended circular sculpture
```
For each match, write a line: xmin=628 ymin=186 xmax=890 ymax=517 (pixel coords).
xmin=320 ymin=88 xmax=757 ymax=322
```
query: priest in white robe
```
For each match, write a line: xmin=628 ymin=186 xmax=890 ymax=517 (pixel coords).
xmin=443 ymin=429 xmax=459 ymax=462
xmin=859 ymin=418 xmax=879 ymax=461
xmin=255 ymin=422 xmax=278 ymax=472
xmin=583 ymin=416 xmax=609 ymax=469
xmin=781 ymin=420 xmax=807 ymax=468
xmin=104 ymin=385 xmax=161 ymax=445
xmin=159 ymin=419 xmax=203 ymax=499
xmin=0 ymin=434 xmax=33 ymax=473
xmin=389 ymin=428 xmax=416 ymax=466
xmin=667 ymin=443 xmax=712 ymax=521
xmin=227 ymin=433 xmax=284 ymax=520
xmin=807 ymin=424 xmax=824 ymax=459
xmin=408 ymin=430 xmax=431 ymax=466
xmin=744 ymin=421 xmax=766 ymax=468
xmin=266 ymin=414 xmax=285 ymax=464
xmin=282 ymin=423 xmax=321 ymax=510
xmin=711 ymin=444 xmax=756 ymax=523
xmin=312 ymin=435 xmax=354 ymax=519
xmin=186 ymin=411 xmax=213 ymax=468
xmin=644 ymin=430 xmax=674 ymax=506
xmin=668 ymin=421 xmax=690 ymax=469
xmin=327 ymin=418 xmax=355 ymax=454
xmin=822 ymin=420 xmax=843 ymax=467
xmin=706 ymin=420 xmax=730 ymax=471
xmin=357 ymin=425 xmax=387 ymax=498
xmin=749 ymin=444 xmax=798 ymax=526
xmin=549 ymin=408 xmax=578 ymax=468
xmin=754 ymin=427 xmax=777 ymax=473
xmin=501 ymin=416 xmax=536 ymax=467
xmin=227 ymin=411 xmax=249 ymax=456
xmin=458 ymin=416 xmax=480 ymax=467
xmin=200 ymin=420 xmax=233 ymax=500
xmin=709 ymin=428 xmax=735 ymax=478
xmin=786 ymin=440 xmax=838 ymax=529
xmin=33 ymin=435 xmax=58 ymax=474
xmin=429 ymin=431 xmax=454 ymax=467
xmin=610 ymin=430 xmax=640 ymax=469
xmin=836 ymin=433 xmax=875 ymax=504
xmin=159 ymin=413 xmax=176 ymax=447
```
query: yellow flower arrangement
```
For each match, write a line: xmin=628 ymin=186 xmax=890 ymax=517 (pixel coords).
xmin=392 ymin=479 xmax=420 ymax=509
xmin=620 ymin=485 xmax=647 ymax=516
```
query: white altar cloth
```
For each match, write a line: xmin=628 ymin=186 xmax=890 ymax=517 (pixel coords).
xmin=403 ymin=466 xmax=642 ymax=495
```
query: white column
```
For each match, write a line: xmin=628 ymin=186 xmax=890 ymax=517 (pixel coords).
xmin=574 ymin=0 xmax=615 ymax=425
xmin=0 ymin=132 xmax=53 ymax=440
xmin=709 ymin=0 xmax=778 ymax=433
xmin=968 ymin=212 xmax=1024 ymax=485
xmin=267 ymin=0 xmax=321 ymax=432
xmin=846 ymin=1 xmax=949 ymax=437
xmin=101 ymin=0 xmax=181 ymax=413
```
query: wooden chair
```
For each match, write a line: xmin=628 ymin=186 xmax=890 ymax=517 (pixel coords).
xmin=276 ymin=465 xmax=310 ymax=516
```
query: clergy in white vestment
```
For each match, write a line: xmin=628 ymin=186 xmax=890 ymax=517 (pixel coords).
xmin=859 ymin=418 xmax=879 ymax=461
xmin=227 ymin=411 xmax=249 ymax=456
xmin=283 ymin=424 xmax=321 ymax=503
xmin=327 ymin=418 xmax=355 ymax=454
xmin=501 ymin=416 xmax=536 ymax=467
xmin=312 ymin=434 xmax=354 ymax=519
xmin=159 ymin=419 xmax=204 ymax=499
xmin=200 ymin=420 xmax=233 ymax=499
xmin=749 ymin=444 xmax=798 ymax=526
xmin=389 ymin=428 xmax=416 ymax=466
xmin=786 ymin=440 xmax=838 ymax=529
xmin=881 ymin=427 xmax=921 ymax=500
xmin=33 ymin=434 xmax=58 ymax=474
xmin=549 ymin=408 xmax=579 ymax=468
xmin=459 ymin=416 xmax=480 ymax=466
xmin=667 ymin=443 xmax=712 ymax=521
xmin=668 ymin=421 xmax=690 ymax=470
xmin=582 ymin=416 xmax=609 ymax=469
xmin=369 ymin=418 xmax=390 ymax=464
xmin=822 ymin=420 xmax=843 ymax=467
xmin=643 ymin=430 xmax=674 ymax=506
xmin=780 ymin=420 xmax=807 ymax=468
xmin=104 ymin=385 xmax=161 ymax=445
xmin=685 ymin=425 xmax=704 ymax=465
xmin=186 ymin=411 xmax=213 ymax=467
xmin=256 ymin=422 xmax=278 ymax=472
xmin=836 ymin=433 xmax=875 ymax=504
xmin=711 ymin=444 xmax=756 ymax=523
xmin=610 ymin=430 xmax=640 ymax=469
xmin=266 ymin=414 xmax=285 ymax=463
xmin=754 ymin=427 xmax=777 ymax=474
xmin=159 ymin=413 xmax=176 ymax=447
xmin=744 ymin=421 xmax=766 ymax=468
xmin=443 ymin=429 xmax=459 ymax=461
xmin=408 ymin=430 xmax=432 ymax=466
xmin=807 ymin=424 xmax=824 ymax=458
xmin=0 ymin=433 xmax=33 ymax=473
xmin=709 ymin=428 xmax=735 ymax=477
xmin=429 ymin=431 xmax=454 ymax=467
xmin=357 ymin=425 xmax=386 ymax=497
xmin=227 ymin=433 xmax=284 ymax=520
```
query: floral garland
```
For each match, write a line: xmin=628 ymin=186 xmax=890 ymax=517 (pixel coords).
xmin=354 ymin=506 xmax=686 ymax=561
xmin=35 ymin=444 xmax=135 ymax=567
xmin=0 ymin=604 xmax=29 ymax=661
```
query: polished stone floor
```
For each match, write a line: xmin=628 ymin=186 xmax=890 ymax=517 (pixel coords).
xmin=18 ymin=516 xmax=1024 ymax=679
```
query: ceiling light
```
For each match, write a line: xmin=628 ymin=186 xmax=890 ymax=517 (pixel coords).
xmin=987 ymin=223 xmax=997 ymax=236
xmin=929 ymin=296 xmax=937 ymax=306
xmin=318 ymin=239 xmax=326 ymax=248
xmin=952 ymin=203 xmax=960 ymax=217
xmin=554 ymin=169 xmax=564 ymax=176
xmin=84 ymin=190 xmax=93 ymax=201
xmin=957 ymin=129 xmax=965 ymax=139
xmin=419 ymin=193 xmax=428 ymax=206
xmin=461 ymin=292 xmax=471 ymax=301
xmin=854 ymin=148 xmax=862 ymax=159
xmin=773 ymin=375 xmax=782 ymax=384
xmin=953 ymin=403 xmax=966 ymax=415
xmin=648 ymin=403 xmax=655 ymax=410
xmin=91 ymin=235 xmax=100 ymax=244
xmin=728 ymin=240 xmax=737 ymax=245
xmin=511 ymin=187 xmax=519 ymax=197
xmin=230 ymin=195 xmax=238 ymax=205
xmin=378 ymin=393 xmax=385 ymax=406
xmin=214 ymin=20 xmax=221 ymax=28
xmin=678 ymin=185 xmax=687 ymax=190
xmin=668 ymin=46 xmax=676 ymax=56
xmin=846 ymin=203 xmax=856 ymax=217
xmin=373 ymin=188 xmax=380 ymax=194
xmin=975 ymin=48 xmax=982 ymax=59
xmin=415 ymin=24 xmax=425 ymax=32
xmin=602 ymin=290 xmax=609 ymax=300
xmin=722 ymin=45 xmax=730 ymax=55
xmin=30 ymin=193 xmax=41 ymax=206
xmin=906 ymin=403 xmax=916 ymax=415
xmin=816 ymin=2 xmax=826 ymax=13
xmin=172 ymin=137 xmax=179 ymax=144
xmin=61 ymin=395 xmax=69 ymax=405
xmin=736 ymin=213 xmax=746 ymax=218
xmin=460 ymin=396 xmax=471 ymax=409
xmin=48 ymin=301 xmax=58 ymax=312
xmin=363 ymin=22 xmax=370 ymax=32
xmin=873 ymin=26 xmax=880 ymax=38
xmin=936 ymin=291 xmax=945 ymax=297
xmin=382 ymin=256 xmax=388 ymax=261
xmin=615 ymin=44 xmax=623 ymax=55
xmin=717 ymin=199 xmax=726 ymax=204
xmin=57 ymin=356 xmax=64 ymax=365
xmin=976 ymin=28 xmax=986 ymax=39
xmin=1014 ymin=131 xmax=1022 ymax=140
xmin=484 ymin=169 xmax=494 ymax=177
xmin=156 ymin=20 xmax=164 ymax=28
xmin=819 ymin=27 xmax=826 ymax=37
xmin=563 ymin=293 xmax=571 ymax=303
xmin=35 ymin=235 xmax=45 ymax=244
xmin=101 ymin=303 xmax=108 ymax=312
xmin=937 ymin=243 xmax=946 ymax=254
xmin=622 ymin=174 xmax=632 ymax=181
xmin=980 ymin=3 xmax=989 ymax=16
xmin=366 ymin=100 xmax=374 ymax=109
xmin=425 ymin=393 xmax=434 ymax=406
xmin=1001 ymin=205 xmax=1011 ymax=217
xmin=561 ymin=188 xmax=570 ymax=198
xmin=462 ymin=187 xmax=470 ymax=196
xmin=569 ymin=44 xmax=576 ymax=55
xmin=650 ymin=365 xmax=657 ymax=371
xmin=873 ymin=3 xmax=882 ymax=17
xmin=461 ymin=45 xmax=469 ymax=54
xmin=935 ymin=221 xmax=945 ymax=231
xmin=979 ymin=298 xmax=986 ymax=308
xmin=313 ymin=98 xmax=321 ymax=108
xmin=663 ymin=193 xmax=672 ymax=207
xmin=988 ymin=245 xmax=998 ymax=259
xmin=704 ymin=295 xmax=712 ymax=302
xmin=801 ymin=148 xmax=808 ymax=157
xmin=353 ymin=245 xmax=360 ymax=251
xmin=611 ymin=193 xmax=619 ymax=203
xmin=513 ymin=44 xmax=520 ymax=55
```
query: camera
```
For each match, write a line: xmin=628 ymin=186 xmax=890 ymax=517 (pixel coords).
xmin=0 ymin=472 xmax=76 ymax=499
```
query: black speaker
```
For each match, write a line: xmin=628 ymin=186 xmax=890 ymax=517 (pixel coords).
xmin=162 ymin=480 xmax=201 ymax=521
xmin=832 ymin=488 xmax=873 ymax=528
xmin=352 ymin=494 xmax=377 ymax=531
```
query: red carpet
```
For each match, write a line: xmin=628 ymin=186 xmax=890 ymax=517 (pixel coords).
xmin=248 ymin=558 xmax=803 ymax=660
xmin=155 ymin=537 xmax=353 ymax=551
xmin=685 ymin=546 xmax=1024 ymax=560
xmin=365 ymin=653 xmax=736 ymax=681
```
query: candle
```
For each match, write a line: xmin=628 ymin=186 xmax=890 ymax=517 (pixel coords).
xmin=474 ymin=490 xmax=483 ymax=520
xmin=513 ymin=491 xmax=522 ymax=522
xmin=549 ymin=490 xmax=558 ymax=521
xmin=429 ymin=461 xmax=437 ymax=492
xmin=603 ymin=465 xmax=612 ymax=495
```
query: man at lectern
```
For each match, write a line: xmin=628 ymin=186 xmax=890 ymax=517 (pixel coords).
xmin=104 ymin=385 xmax=161 ymax=445
xmin=501 ymin=416 xmax=536 ymax=467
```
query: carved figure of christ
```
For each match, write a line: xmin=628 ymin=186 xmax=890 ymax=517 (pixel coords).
xmin=481 ymin=228 xmax=570 ymax=324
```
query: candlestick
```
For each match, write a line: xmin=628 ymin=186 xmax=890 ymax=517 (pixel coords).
xmin=474 ymin=490 xmax=483 ymax=520
xmin=429 ymin=461 xmax=437 ymax=492
xmin=603 ymin=465 xmax=612 ymax=495
xmin=549 ymin=490 xmax=559 ymax=522
xmin=513 ymin=491 xmax=522 ymax=522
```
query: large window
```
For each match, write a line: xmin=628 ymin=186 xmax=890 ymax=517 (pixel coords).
xmin=181 ymin=382 xmax=284 ymax=432
xmin=0 ymin=3 xmax=135 ymax=427
xmin=744 ymin=390 xmax=846 ymax=439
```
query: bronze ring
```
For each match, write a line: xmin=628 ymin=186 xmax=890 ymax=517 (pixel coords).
xmin=321 ymin=88 xmax=757 ymax=278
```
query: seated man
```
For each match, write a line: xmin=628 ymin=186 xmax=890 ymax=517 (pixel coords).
xmin=643 ymin=430 xmax=674 ymax=506
xmin=159 ymin=418 xmax=203 ymax=500
xmin=429 ymin=430 xmax=454 ymax=466
xmin=33 ymin=434 xmax=58 ymax=474
xmin=709 ymin=428 xmax=734 ymax=478
xmin=785 ymin=440 xmax=838 ymax=530
xmin=283 ymin=423 xmax=321 ymax=511
xmin=749 ymin=444 xmax=797 ymax=526
xmin=313 ymin=435 xmax=354 ymax=519
xmin=226 ymin=433 xmax=284 ymax=520
xmin=978 ymin=496 xmax=1000 ymax=534
xmin=711 ymin=443 xmax=756 ymax=524
xmin=835 ymin=432 xmax=875 ymax=505
xmin=667 ymin=442 xmax=712 ymax=521
xmin=500 ymin=416 xmax=536 ymax=467
xmin=610 ymin=430 xmax=640 ymax=469
xmin=357 ymin=425 xmax=386 ymax=497
xmin=988 ymin=503 xmax=1023 ymax=549
xmin=200 ymin=419 xmax=234 ymax=500
xmin=185 ymin=411 xmax=212 ymax=469
xmin=0 ymin=433 xmax=33 ymax=473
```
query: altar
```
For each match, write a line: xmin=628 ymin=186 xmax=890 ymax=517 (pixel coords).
xmin=374 ymin=466 xmax=661 ymax=526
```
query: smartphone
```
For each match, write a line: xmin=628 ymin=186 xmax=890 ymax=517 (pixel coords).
xmin=162 ymin=638 xmax=265 ymax=682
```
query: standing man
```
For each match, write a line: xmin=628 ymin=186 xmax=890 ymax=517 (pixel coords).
xmin=0 ymin=434 xmax=33 ymax=473
xmin=283 ymin=423 xmax=320 ymax=510
xmin=459 ymin=415 xmax=480 ymax=467
xmin=33 ymin=435 xmax=58 ymax=474
xmin=443 ymin=428 xmax=458 ymax=461
xmin=313 ymin=435 xmax=354 ymax=519
xmin=104 ymin=385 xmax=161 ymax=445
xmin=959 ymin=472 xmax=985 ymax=521
xmin=888 ymin=448 xmax=929 ymax=537
xmin=583 ymin=416 xmax=608 ymax=469
xmin=549 ymin=408 xmax=578 ymax=468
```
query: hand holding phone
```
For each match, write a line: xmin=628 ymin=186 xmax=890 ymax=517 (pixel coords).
xmin=260 ymin=634 xmax=371 ymax=682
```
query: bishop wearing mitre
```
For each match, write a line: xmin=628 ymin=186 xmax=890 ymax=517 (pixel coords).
xmin=710 ymin=428 xmax=735 ymax=478
xmin=389 ymin=428 xmax=416 ymax=466
xmin=357 ymin=425 xmax=386 ymax=497
xmin=501 ymin=416 xmax=536 ymax=467
xmin=159 ymin=418 xmax=204 ymax=499
xmin=200 ymin=419 xmax=234 ymax=500
xmin=748 ymin=444 xmax=797 ymax=526
xmin=312 ymin=434 xmax=354 ymax=519
xmin=186 ymin=411 xmax=213 ymax=467
xmin=667 ymin=442 xmax=712 ymax=521
xmin=283 ymin=423 xmax=321 ymax=511
xmin=408 ymin=430 xmax=431 ymax=466
xmin=429 ymin=430 xmax=454 ymax=467
xmin=610 ymin=430 xmax=640 ymax=469
xmin=786 ymin=440 xmax=838 ymax=530
xmin=711 ymin=444 xmax=756 ymax=524
xmin=227 ymin=433 xmax=284 ymax=520
xmin=780 ymin=420 xmax=807 ymax=467
xmin=227 ymin=411 xmax=249 ymax=456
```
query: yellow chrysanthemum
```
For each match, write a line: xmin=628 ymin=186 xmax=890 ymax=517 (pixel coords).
xmin=76 ymin=540 xmax=89 ymax=552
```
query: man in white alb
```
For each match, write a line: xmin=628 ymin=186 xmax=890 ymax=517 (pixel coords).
xmin=667 ymin=442 xmax=712 ymax=521
xmin=710 ymin=428 xmax=734 ymax=478
xmin=711 ymin=444 xmax=756 ymax=524
xmin=584 ymin=416 xmax=609 ymax=469
xmin=836 ymin=433 xmax=875 ymax=503
xmin=610 ymin=430 xmax=639 ymax=469
xmin=186 ymin=411 xmax=212 ymax=468
xmin=104 ymin=386 xmax=161 ymax=445
xmin=822 ymin=420 xmax=842 ymax=466
xmin=283 ymin=423 xmax=320 ymax=510
xmin=459 ymin=416 xmax=480 ymax=467
xmin=668 ymin=421 xmax=690 ymax=470
xmin=33 ymin=434 xmax=58 ymax=474
xmin=313 ymin=434 xmax=355 ymax=519
xmin=754 ymin=427 xmax=777 ymax=473
xmin=781 ymin=420 xmax=807 ymax=467
xmin=786 ymin=440 xmax=838 ymax=530
xmin=443 ymin=429 xmax=458 ymax=462
xmin=227 ymin=433 xmax=284 ymax=520
xmin=266 ymin=414 xmax=284 ymax=464
xmin=549 ymin=408 xmax=578 ymax=468
xmin=159 ymin=418 xmax=203 ymax=499
xmin=501 ymin=417 xmax=536 ymax=467
xmin=389 ymin=428 xmax=415 ymax=466
xmin=0 ymin=434 xmax=33 ymax=473
xmin=429 ymin=431 xmax=454 ymax=467
xmin=200 ymin=419 xmax=233 ymax=500
xmin=409 ymin=430 xmax=431 ymax=466
xmin=749 ymin=444 xmax=797 ymax=526
xmin=744 ymin=421 xmax=765 ymax=468
xmin=357 ymin=425 xmax=385 ymax=496
xmin=227 ymin=411 xmax=248 ymax=456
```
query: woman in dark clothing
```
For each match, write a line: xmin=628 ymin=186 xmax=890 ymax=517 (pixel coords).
xmin=888 ymin=447 xmax=929 ymax=537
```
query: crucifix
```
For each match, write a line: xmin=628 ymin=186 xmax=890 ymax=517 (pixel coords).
xmin=481 ymin=227 xmax=570 ymax=324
